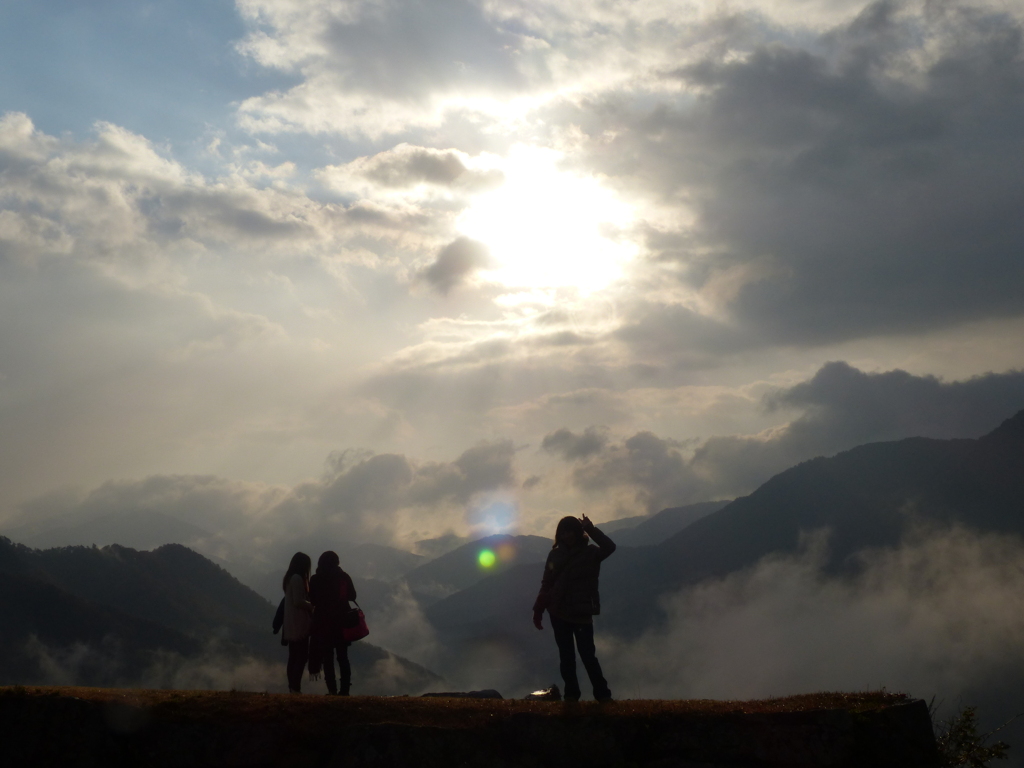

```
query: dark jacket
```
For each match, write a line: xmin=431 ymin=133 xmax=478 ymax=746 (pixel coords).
xmin=310 ymin=565 xmax=357 ymax=641
xmin=533 ymin=527 xmax=616 ymax=624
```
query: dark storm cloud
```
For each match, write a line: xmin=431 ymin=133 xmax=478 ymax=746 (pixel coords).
xmin=548 ymin=361 xmax=1024 ymax=508
xmin=419 ymin=236 xmax=492 ymax=294
xmin=593 ymin=1 xmax=1024 ymax=347
xmin=769 ymin=360 xmax=1024 ymax=447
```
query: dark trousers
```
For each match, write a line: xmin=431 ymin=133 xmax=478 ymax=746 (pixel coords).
xmin=550 ymin=615 xmax=611 ymax=701
xmin=287 ymin=639 xmax=308 ymax=692
xmin=322 ymin=641 xmax=351 ymax=695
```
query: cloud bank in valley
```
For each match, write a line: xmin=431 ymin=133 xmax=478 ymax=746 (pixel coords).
xmin=606 ymin=527 xmax=1024 ymax=702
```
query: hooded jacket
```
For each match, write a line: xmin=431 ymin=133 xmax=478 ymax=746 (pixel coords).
xmin=533 ymin=527 xmax=616 ymax=624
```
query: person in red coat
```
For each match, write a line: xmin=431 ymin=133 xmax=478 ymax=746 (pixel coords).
xmin=309 ymin=550 xmax=358 ymax=696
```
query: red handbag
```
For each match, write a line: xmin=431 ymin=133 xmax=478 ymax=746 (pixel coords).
xmin=341 ymin=600 xmax=369 ymax=643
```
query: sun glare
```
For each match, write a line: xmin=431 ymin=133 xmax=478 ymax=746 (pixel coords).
xmin=457 ymin=146 xmax=636 ymax=295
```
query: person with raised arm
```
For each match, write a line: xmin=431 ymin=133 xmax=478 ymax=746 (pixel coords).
xmin=532 ymin=514 xmax=616 ymax=702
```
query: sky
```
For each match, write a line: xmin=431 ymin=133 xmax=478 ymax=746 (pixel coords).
xmin=3 ymin=0 xmax=1024 ymax=552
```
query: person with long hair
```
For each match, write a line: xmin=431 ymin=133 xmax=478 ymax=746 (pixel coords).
xmin=532 ymin=514 xmax=616 ymax=701
xmin=308 ymin=550 xmax=358 ymax=696
xmin=282 ymin=551 xmax=313 ymax=693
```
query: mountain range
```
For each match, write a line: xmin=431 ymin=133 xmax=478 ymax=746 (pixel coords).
xmin=421 ymin=410 xmax=1024 ymax=688
xmin=4 ymin=410 xmax=1024 ymax=704
xmin=0 ymin=538 xmax=438 ymax=693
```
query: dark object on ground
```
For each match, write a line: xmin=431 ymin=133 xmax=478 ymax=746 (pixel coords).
xmin=0 ymin=686 xmax=939 ymax=767
xmin=523 ymin=685 xmax=561 ymax=701
xmin=421 ymin=689 xmax=503 ymax=699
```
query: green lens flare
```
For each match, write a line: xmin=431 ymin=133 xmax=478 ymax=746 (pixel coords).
xmin=478 ymin=549 xmax=496 ymax=568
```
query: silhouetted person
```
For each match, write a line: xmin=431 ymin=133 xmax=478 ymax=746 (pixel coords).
xmin=533 ymin=514 xmax=616 ymax=701
xmin=309 ymin=550 xmax=358 ymax=696
xmin=282 ymin=551 xmax=313 ymax=693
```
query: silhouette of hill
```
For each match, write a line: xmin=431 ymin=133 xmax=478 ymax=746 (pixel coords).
xmin=402 ymin=534 xmax=552 ymax=604
xmin=5 ymin=509 xmax=210 ymax=552
xmin=595 ymin=514 xmax=647 ymax=533
xmin=341 ymin=542 xmax=426 ymax=580
xmin=30 ymin=543 xmax=272 ymax=652
xmin=0 ymin=538 xmax=201 ymax=685
xmin=1 ymin=512 xmax=425 ymax=596
xmin=0 ymin=570 xmax=202 ymax=686
xmin=597 ymin=411 xmax=1024 ymax=633
xmin=611 ymin=501 xmax=730 ymax=547
xmin=0 ymin=537 xmax=439 ymax=692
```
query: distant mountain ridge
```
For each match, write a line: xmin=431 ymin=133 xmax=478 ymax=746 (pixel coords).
xmin=402 ymin=533 xmax=553 ymax=605
xmin=602 ymin=409 xmax=1024 ymax=633
xmin=611 ymin=501 xmax=730 ymax=547
xmin=5 ymin=509 xmax=211 ymax=552
xmin=424 ymin=409 xmax=1024 ymax=687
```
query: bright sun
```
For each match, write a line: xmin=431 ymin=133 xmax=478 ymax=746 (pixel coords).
xmin=457 ymin=146 xmax=636 ymax=295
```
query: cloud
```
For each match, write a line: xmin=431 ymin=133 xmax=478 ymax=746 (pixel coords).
xmin=0 ymin=113 xmax=474 ymax=515
xmin=769 ymin=360 xmax=1024 ymax=446
xmin=0 ymin=111 xmax=453 ymax=271
xmin=235 ymin=0 xmax=538 ymax=136
xmin=603 ymin=526 xmax=1024 ymax=746
xmin=232 ymin=0 xmax=907 ymax=139
xmin=306 ymin=438 xmax=517 ymax=541
xmin=545 ymin=361 xmax=1024 ymax=510
xmin=688 ymin=361 xmax=1024 ymax=494
xmin=553 ymin=430 xmax=698 ymax=514
xmin=361 ymin=580 xmax=441 ymax=672
xmin=541 ymin=426 xmax=610 ymax=460
xmin=318 ymin=143 xmax=504 ymax=195
xmin=583 ymin=1 xmax=1024 ymax=347
xmin=418 ymin=237 xmax=493 ymax=294
xmin=7 ymin=439 xmax=520 ymax=575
